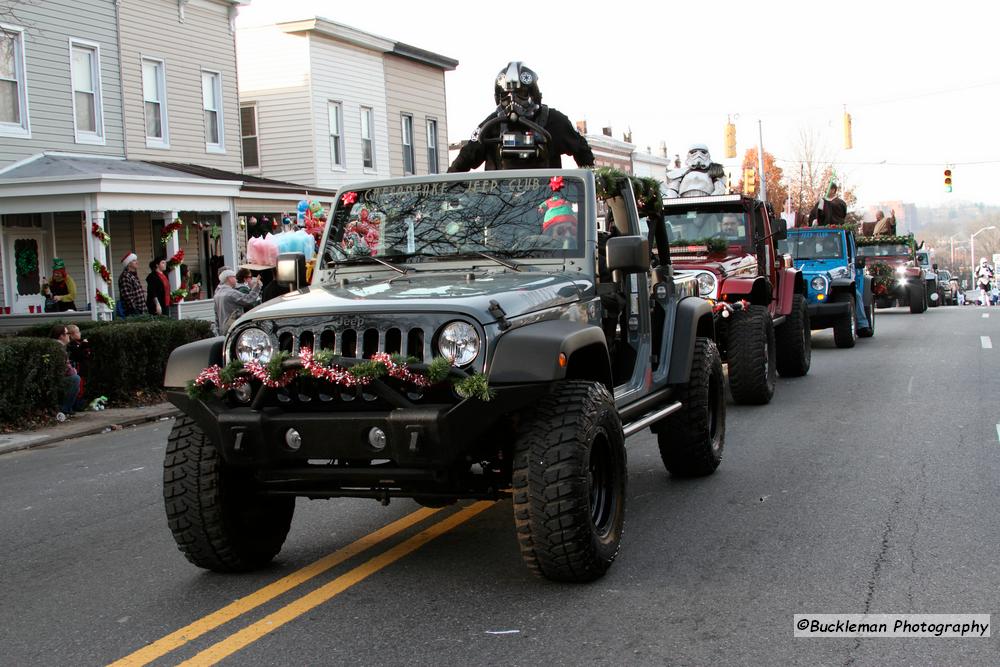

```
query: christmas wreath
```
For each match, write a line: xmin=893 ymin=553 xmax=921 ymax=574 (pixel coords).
xmin=868 ymin=261 xmax=896 ymax=295
xmin=15 ymin=246 xmax=37 ymax=277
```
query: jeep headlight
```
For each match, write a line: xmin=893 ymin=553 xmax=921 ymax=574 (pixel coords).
xmin=810 ymin=276 xmax=828 ymax=293
xmin=437 ymin=321 xmax=480 ymax=367
xmin=235 ymin=328 xmax=273 ymax=364
xmin=695 ymin=271 xmax=717 ymax=297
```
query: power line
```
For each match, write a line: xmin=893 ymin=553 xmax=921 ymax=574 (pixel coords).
xmin=771 ymin=157 xmax=1000 ymax=167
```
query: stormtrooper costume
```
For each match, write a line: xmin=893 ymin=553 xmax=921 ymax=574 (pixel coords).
xmin=665 ymin=144 xmax=727 ymax=198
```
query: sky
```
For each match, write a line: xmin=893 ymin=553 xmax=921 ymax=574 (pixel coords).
xmin=237 ymin=0 xmax=1000 ymax=211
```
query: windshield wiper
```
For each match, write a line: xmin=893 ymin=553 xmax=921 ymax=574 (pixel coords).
xmin=339 ymin=254 xmax=408 ymax=274
xmin=469 ymin=250 xmax=521 ymax=271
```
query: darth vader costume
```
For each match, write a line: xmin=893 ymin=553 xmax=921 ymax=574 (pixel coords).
xmin=448 ymin=62 xmax=594 ymax=172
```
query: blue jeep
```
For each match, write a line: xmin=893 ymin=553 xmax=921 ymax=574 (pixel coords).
xmin=782 ymin=228 xmax=874 ymax=347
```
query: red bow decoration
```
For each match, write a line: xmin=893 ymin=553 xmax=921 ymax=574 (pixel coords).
xmin=549 ymin=176 xmax=564 ymax=192
xmin=341 ymin=191 xmax=358 ymax=206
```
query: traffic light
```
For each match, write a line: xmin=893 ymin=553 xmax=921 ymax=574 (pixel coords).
xmin=743 ymin=168 xmax=756 ymax=195
xmin=724 ymin=120 xmax=736 ymax=158
xmin=842 ymin=111 xmax=852 ymax=149
xmin=944 ymin=168 xmax=953 ymax=192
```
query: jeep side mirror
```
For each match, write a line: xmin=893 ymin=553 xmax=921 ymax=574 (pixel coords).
xmin=855 ymin=256 xmax=867 ymax=269
xmin=606 ymin=236 xmax=649 ymax=274
xmin=933 ymin=263 xmax=938 ymax=270
xmin=276 ymin=252 xmax=307 ymax=289
xmin=772 ymin=217 xmax=788 ymax=241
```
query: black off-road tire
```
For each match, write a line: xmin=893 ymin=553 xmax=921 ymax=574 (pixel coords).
xmin=832 ymin=293 xmax=858 ymax=348
xmin=657 ymin=338 xmax=725 ymax=477
xmin=859 ymin=300 xmax=875 ymax=338
xmin=775 ymin=293 xmax=811 ymax=377
xmin=727 ymin=305 xmax=776 ymax=405
xmin=164 ymin=416 xmax=295 ymax=572
xmin=909 ymin=282 xmax=927 ymax=313
xmin=512 ymin=381 xmax=626 ymax=582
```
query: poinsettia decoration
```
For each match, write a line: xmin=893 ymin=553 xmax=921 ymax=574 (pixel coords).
xmin=91 ymin=223 xmax=110 ymax=247
xmin=341 ymin=191 xmax=358 ymax=206
xmin=166 ymin=249 xmax=185 ymax=270
xmin=161 ymin=220 xmax=183 ymax=245
xmin=549 ymin=176 xmax=564 ymax=192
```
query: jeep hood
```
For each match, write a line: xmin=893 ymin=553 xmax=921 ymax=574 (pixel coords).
xmin=239 ymin=271 xmax=590 ymax=324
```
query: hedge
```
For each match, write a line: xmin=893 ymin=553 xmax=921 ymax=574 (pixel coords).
xmin=0 ymin=338 xmax=67 ymax=423
xmin=10 ymin=318 xmax=214 ymax=407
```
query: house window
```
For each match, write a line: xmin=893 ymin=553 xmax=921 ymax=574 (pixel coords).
xmin=361 ymin=106 xmax=375 ymax=170
xmin=0 ymin=24 xmax=29 ymax=138
xmin=202 ymin=70 xmax=224 ymax=152
xmin=327 ymin=101 xmax=343 ymax=168
xmin=240 ymin=104 xmax=258 ymax=169
xmin=70 ymin=40 xmax=103 ymax=144
xmin=141 ymin=58 xmax=168 ymax=147
xmin=426 ymin=119 xmax=439 ymax=174
xmin=401 ymin=114 xmax=414 ymax=175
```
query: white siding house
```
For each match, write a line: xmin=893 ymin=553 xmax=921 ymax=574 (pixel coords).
xmin=236 ymin=17 xmax=456 ymax=189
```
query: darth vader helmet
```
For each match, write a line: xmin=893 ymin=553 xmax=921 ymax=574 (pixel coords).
xmin=494 ymin=61 xmax=542 ymax=119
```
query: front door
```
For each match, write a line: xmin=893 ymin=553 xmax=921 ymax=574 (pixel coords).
xmin=4 ymin=229 xmax=49 ymax=313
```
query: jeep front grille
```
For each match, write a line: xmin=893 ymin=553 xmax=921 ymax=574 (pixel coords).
xmin=277 ymin=325 xmax=428 ymax=361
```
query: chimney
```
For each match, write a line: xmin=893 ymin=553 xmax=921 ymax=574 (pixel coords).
xmin=659 ymin=141 xmax=668 ymax=158
xmin=602 ymin=126 xmax=612 ymax=137
xmin=576 ymin=120 xmax=587 ymax=135
xmin=623 ymin=129 xmax=632 ymax=143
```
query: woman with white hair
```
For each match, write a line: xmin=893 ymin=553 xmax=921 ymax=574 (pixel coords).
xmin=213 ymin=268 xmax=262 ymax=333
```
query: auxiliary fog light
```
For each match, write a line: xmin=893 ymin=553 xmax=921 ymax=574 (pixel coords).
xmin=368 ymin=427 xmax=387 ymax=451
xmin=233 ymin=383 xmax=253 ymax=403
xmin=285 ymin=428 xmax=302 ymax=451
xmin=816 ymin=294 xmax=825 ymax=301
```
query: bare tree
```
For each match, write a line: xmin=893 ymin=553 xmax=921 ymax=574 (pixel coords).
xmin=784 ymin=126 xmax=859 ymax=224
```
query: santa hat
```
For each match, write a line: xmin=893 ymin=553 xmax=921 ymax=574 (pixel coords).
xmin=121 ymin=251 xmax=138 ymax=268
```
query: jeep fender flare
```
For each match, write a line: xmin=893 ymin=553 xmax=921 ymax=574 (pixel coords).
xmin=721 ymin=276 xmax=771 ymax=306
xmin=488 ymin=320 xmax=612 ymax=391
xmin=830 ymin=278 xmax=855 ymax=293
xmin=667 ymin=297 xmax=716 ymax=385
xmin=775 ymin=268 xmax=804 ymax=315
xmin=164 ymin=336 xmax=225 ymax=388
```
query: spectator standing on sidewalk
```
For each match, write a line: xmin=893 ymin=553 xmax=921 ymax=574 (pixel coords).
xmin=145 ymin=257 xmax=171 ymax=316
xmin=213 ymin=268 xmax=262 ymax=333
xmin=117 ymin=252 xmax=146 ymax=316
xmin=50 ymin=324 xmax=83 ymax=420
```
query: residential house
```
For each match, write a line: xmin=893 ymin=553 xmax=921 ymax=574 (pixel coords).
xmin=235 ymin=17 xmax=456 ymax=190
xmin=0 ymin=0 xmax=328 ymax=322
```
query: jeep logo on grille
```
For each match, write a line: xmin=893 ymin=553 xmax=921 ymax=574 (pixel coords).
xmin=327 ymin=316 xmax=366 ymax=329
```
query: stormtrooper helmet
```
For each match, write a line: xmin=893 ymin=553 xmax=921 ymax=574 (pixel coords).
xmin=685 ymin=144 xmax=713 ymax=170
xmin=494 ymin=61 xmax=541 ymax=118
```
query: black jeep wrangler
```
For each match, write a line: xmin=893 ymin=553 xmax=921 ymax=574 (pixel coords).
xmin=162 ymin=169 xmax=724 ymax=582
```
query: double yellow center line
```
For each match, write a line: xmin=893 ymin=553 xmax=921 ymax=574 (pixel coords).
xmin=111 ymin=501 xmax=494 ymax=667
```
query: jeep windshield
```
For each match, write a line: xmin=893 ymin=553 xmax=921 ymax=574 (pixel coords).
xmin=786 ymin=231 xmax=844 ymax=260
xmin=321 ymin=176 xmax=586 ymax=269
xmin=664 ymin=209 xmax=748 ymax=248
xmin=857 ymin=243 xmax=911 ymax=258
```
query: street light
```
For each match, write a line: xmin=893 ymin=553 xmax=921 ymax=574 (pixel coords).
xmin=949 ymin=233 xmax=963 ymax=267
xmin=971 ymin=225 xmax=997 ymax=282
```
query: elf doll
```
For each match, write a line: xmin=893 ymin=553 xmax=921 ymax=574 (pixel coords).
xmin=45 ymin=258 xmax=78 ymax=312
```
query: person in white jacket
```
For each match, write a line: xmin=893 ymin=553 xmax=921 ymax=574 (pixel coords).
xmin=213 ymin=268 xmax=262 ymax=333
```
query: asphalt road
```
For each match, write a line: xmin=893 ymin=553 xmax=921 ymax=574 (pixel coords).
xmin=2 ymin=304 xmax=998 ymax=666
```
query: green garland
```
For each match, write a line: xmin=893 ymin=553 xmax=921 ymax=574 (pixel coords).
xmin=856 ymin=234 xmax=914 ymax=248
xmin=593 ymin=167 xmax=665 ymax=218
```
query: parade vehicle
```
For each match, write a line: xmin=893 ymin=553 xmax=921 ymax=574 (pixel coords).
xmin=936 ymin=269 xmax=957 ymax=305
xmin=784 ymin=227 xmax=874 ymax=347
xmin=161 ymin=168 xmax=725 ymax=583
xmin=914 ymin=247 xmax=943 ymax=307
xmin=856 ymin=234 xmax=928 ymax=313
xmin=662 ymin=194 xmax=810 ymax=405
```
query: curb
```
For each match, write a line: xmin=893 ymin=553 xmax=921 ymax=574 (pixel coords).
xmin=0 ymin=405 xmax=180 ymax=456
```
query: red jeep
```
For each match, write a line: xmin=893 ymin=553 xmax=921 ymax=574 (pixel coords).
xmin=660 ymin=195 xmax=810 ymax=404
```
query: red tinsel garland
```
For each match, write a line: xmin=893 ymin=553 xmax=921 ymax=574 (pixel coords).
xmin=91 ymin=223 xmax=110 ymax=246
xmin=95 ymin=290 xmax=115 ymax=310
xmin=161 ymin=220 xmax=183 ymax=244
xmin=166 ymin=249 xmax=185 ymax=270
xmin=193 ymin=365 xmax=249 ymax=392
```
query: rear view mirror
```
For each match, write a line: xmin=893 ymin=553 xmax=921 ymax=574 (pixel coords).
xmin=772 ymin=218 xmax=788 ymax=241
xmin=855 ymin=257 xmax=867 ymax=269
xmin=606 ymin=236 xmax=649 ymax=274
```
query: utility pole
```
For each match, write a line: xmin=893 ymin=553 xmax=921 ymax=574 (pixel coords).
xmin=757 ymin=120 xmax=767 ymax=204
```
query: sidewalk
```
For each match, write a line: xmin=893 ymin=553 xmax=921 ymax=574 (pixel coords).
xmin=0 ymin=403 xmax=179 ymax=456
